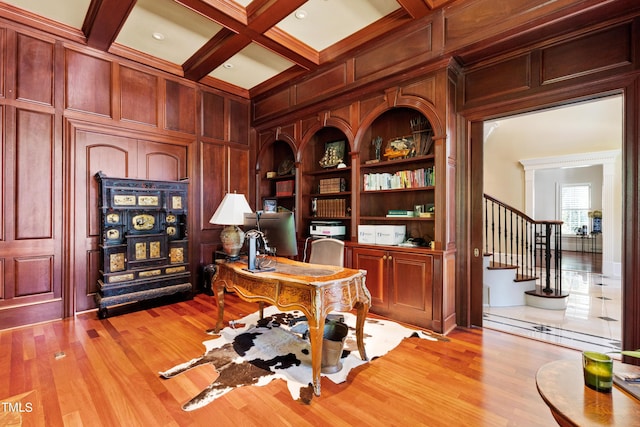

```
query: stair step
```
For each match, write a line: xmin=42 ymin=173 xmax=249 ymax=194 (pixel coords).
xmin=525 ymin=286 xmax=569 ymax=310
xmin=524 ymin=287 xmax=569 ymax=298
xmin=488 ymin=261 xmax=518 ymax=270
xmin=515 ymin=273 xmax=538 ymax=282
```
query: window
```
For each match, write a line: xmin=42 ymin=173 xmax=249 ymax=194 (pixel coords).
xmin=561 ymin=184 xmax=590 ymax=234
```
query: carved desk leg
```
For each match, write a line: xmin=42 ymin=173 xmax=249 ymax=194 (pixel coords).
xmin=355 ymin=301 xmax=370 ymax=361
xmin=202 ymin=264 xmax=216 ymax=296
xmin=206 ymin=265 xmax=224 ymax=334
xmin=307 ymin=314 xmax=326 ymax=396
xmin=213 ymin=281 xmax=225 ymax=333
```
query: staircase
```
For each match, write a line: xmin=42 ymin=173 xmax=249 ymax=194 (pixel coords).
xmin=483 ymin=194 xmax=569 ymax=310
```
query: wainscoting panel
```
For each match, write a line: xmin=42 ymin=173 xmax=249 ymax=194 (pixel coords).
xmin=201 ymin=90 xmax=225 ymax=140
xmin=15 ymin=109 xmax=54 ymax=240
xmin=65 ymin=48 xmax=112 ymax=117
xmin=164 ymin=80 xmax=196 ymax=134
xmin=16 ymin=32 xmax=54 ymax=106
xmin=119 ymin=66 xmax=159 ymax=127
xmin=14 ymin=256 xmax=53 ymax=297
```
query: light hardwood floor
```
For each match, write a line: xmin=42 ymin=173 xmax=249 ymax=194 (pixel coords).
xmin=1 ymin=293 xmax=580 ymax=426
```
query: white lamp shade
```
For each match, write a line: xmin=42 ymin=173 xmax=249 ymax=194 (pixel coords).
xmin=209 ymin=193 xmax=252 ymax=225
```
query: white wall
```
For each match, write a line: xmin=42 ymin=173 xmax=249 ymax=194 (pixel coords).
xmin=534 ymin=165 xmax=603 ymax=226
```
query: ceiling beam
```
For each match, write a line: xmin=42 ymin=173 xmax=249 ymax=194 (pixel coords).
xmin=425 ymin=0 xmax=458 ymax=9
xmin=183 ymin=29 xmax=252 ymax=81
xmin=176 ymin=0 xmax=248 ymax=28
xmin=246 ymin=0 xmax=307 ymax=33
xmin=260 ymin=28 xmax=319 ymax=67
xmin=181 ymin=0 xmax=312 ymax=81
xmin=83 ymin=0 xmax=137 ymax=51
xmin=396 ymin=0 xmax=432 ymax=18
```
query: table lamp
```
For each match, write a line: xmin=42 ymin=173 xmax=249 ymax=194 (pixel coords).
xmin=209 ymin=192 xmax=252 ymax=259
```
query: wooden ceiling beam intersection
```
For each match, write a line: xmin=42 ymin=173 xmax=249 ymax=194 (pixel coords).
xmin=183 ymin=29 xmax=252 ymax=81
xmin=182 ymin=0 xmax=315 ymax=82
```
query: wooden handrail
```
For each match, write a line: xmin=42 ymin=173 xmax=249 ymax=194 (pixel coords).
xmin=483 ymin=193 xmax=563 ymax=226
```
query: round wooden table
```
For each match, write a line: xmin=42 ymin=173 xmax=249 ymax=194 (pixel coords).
xmin=536 ymin=359 xmax=640 ymax=426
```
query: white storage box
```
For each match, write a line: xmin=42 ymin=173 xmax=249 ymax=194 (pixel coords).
xmin=357 ymin=225 xmax=376 ymax=244
xmin=375 ymin=225 xmax=406 ymax=245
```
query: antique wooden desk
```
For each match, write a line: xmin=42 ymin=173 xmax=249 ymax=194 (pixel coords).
xmin=536 ymin=359 xmax=640 ymax=426
xmin=211 ymin=256 xmax=371 ymax=396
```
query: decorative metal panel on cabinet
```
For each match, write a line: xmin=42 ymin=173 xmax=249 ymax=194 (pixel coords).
xmin=95 ymin=172 xmax=191 ymax=318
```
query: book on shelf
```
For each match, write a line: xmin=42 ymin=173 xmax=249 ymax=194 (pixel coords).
xmin=386 ymin=209 xmax=415 ymax=218
xmin=314 ymin=198 xmax=348 ymax=217
xmin=388 ymin=209 xmax=413 ymax=214
xmin=318 ymin=177 xmax=346 ymax=194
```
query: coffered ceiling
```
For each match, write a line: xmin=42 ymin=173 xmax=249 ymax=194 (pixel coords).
xmin=1 ymin=0 xmax=454 ymax=96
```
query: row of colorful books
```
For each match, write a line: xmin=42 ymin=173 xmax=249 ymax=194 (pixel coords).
xmin=363 ymin=167 xmax=434 ymax=191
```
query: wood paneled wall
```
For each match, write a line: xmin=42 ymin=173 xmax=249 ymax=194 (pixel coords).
xmin=0 ymin=20 xmax=250 ymax=329
xmin=461 ymin=21 xmax=637 ymax=111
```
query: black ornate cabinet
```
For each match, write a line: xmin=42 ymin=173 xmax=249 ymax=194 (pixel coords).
xmin=95 ymin=172 xmax=191 ymax=318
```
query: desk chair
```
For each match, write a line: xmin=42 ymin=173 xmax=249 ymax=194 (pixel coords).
xmin=308 ymin=238 xmax=344 ymax=267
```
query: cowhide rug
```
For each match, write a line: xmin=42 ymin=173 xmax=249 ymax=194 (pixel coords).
xmin=159 ymin=306 xmax=442 ymax=410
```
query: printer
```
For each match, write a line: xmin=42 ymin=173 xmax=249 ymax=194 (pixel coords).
xmin=310 ymin=221 xmax=346 ymax=239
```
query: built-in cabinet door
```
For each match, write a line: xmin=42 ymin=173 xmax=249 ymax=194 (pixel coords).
xmin=353 ymin=246 xmax=434 ymax=329
xmin=72 ymin=127 xmax=187 ymax=312
xmin=388 ymin=251 xmax=433 ymax=323
xmin=352 ymin=247 xmax=387 ymax=310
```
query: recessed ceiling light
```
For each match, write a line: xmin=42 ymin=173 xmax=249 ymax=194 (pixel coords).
xmin=295 ymin=10 xmax=307 ymax=19
xmin=152 ymin=32 xmax=165 ymax=41
xmin=223 ymin=63 xmax=233 ymax=69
